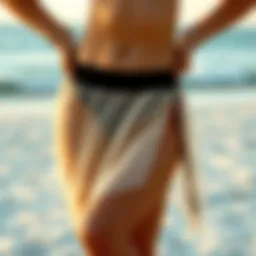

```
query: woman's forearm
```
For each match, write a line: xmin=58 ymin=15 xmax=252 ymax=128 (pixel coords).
xmin=184 ymin=0 xmax=255 ymax=50
xmin=1 ymin=0 xmax=70 ymax=50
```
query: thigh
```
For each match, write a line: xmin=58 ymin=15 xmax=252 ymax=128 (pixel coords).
xmin=131 ymin=199 xmax=166 ymax=255
xmin=54 ymin=82 xmax=108 ymax=223
xmin=83 ymin=100 xmax=182 ymax=236
xmin=131 ymin=101 xmax=184 ymax=251
xmin=55 ymin=82 xmax=86 ymax=173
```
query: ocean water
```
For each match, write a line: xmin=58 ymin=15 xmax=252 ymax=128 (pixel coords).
xmin=1 ymin=97 xmax=256 ymax=256
xmin=0 ymin=25 xmax=256 ymax=93
xmin=1 ymin=25 xmax=256 ymax=256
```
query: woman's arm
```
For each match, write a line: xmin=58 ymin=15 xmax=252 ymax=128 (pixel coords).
xmin=1 ymin=0 xmax=72 ymax=50
xmin=172 ymin=0 xmax=255 ymax=74
xmin=1 ymin=0 xmax=76 ymax=76
xmin=184 ymin=0 xmax=255 ymax=50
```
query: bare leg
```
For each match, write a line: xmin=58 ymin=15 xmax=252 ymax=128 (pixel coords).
xmin=55 ymin=83 xmax=181 ymax=255
xmin=54 ymin=83 xmax=108 ymax=231
xmin=131 ymin=101 xmax=183 ymax=256
xmin=79 ymin=103 xmax=180 ymax=255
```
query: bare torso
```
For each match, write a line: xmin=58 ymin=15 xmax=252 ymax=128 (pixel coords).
xmin=78 ymin=0 xmax=179 ymax=71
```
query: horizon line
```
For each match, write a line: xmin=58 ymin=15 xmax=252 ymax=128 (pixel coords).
xmin=0 ymin=21 xmax=255 ymax=29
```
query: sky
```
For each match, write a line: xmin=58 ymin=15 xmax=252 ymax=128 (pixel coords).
xmin=0 ymin=0 xmax=255 ymax=27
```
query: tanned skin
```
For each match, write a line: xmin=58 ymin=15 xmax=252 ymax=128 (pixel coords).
xmin=1 ymin=0 xmax=255 ymax=255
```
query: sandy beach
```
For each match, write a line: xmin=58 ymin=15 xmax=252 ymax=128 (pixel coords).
xmin=0 ymin=91 xmax=256 ymax=256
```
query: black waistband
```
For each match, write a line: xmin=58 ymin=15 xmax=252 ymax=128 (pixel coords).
xmin=74 ymin=64 xmax=179 ymax=91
